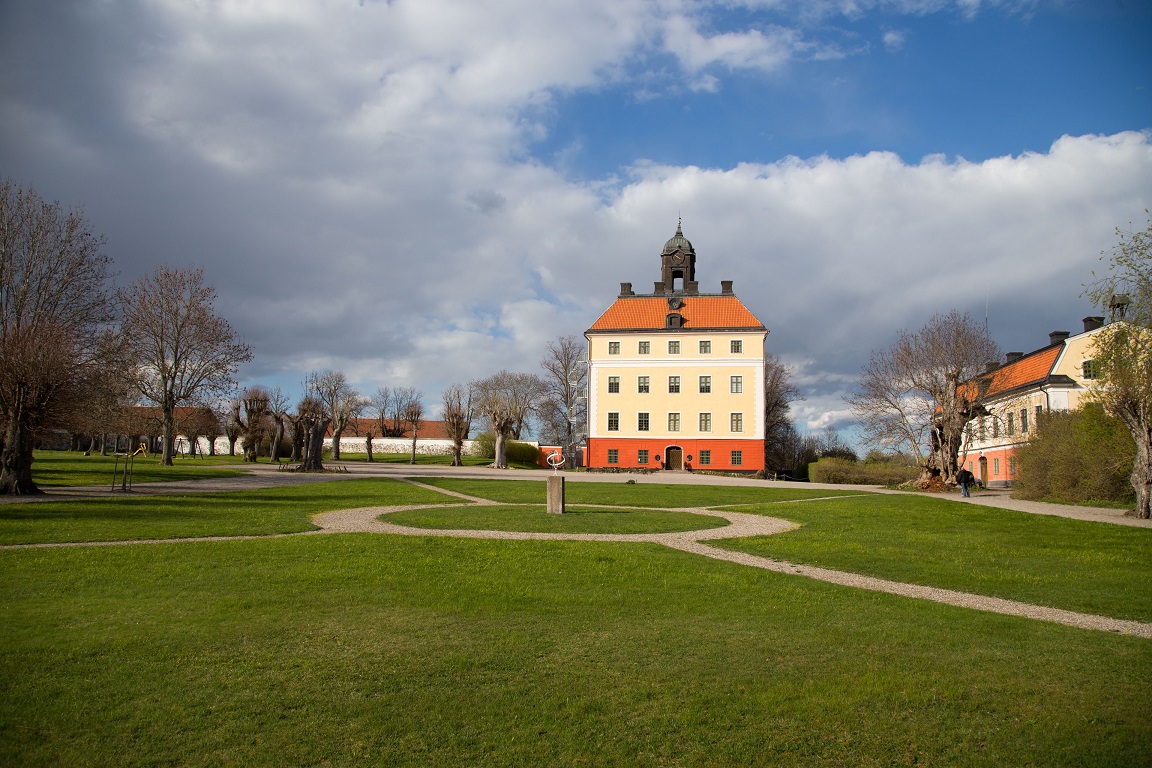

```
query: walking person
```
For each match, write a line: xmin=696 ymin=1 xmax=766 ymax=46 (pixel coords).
xmin=957 ymin=466 xmax=974 ymax=498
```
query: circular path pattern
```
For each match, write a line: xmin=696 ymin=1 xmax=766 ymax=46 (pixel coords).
xmin=310 ymin=480 xmax=1152 ymax=640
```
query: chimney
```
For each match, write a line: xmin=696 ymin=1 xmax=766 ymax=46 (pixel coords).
xmin=720 ymin=280 xmax=733 ymax=295
xmin=984 ymin=361 xmax=999 ymax=374
xmin=1049 ymin=331 xmax=1070 ymax=346
xmin=1005 ymin=352 xmax=1024 ymax=364
xmin=1083 ymin=316 xmax=1104 ymax=333
xmin=619 ymin=282 xmax=634 ymax=297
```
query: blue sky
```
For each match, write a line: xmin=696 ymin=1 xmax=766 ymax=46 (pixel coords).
xmin=1 ymin=0 xmax=1150 ymax=444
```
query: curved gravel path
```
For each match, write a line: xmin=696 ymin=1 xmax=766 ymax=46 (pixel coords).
xmin=310 ymin=480 xmax=1152 ymax=640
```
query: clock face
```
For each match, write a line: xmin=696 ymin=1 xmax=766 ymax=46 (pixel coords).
xmin=671 ymin=254 xmax=686 ymax=266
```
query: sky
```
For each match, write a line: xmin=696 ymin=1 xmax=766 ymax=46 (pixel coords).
xmin=2 ymin=0 xmax=1151 ymax=445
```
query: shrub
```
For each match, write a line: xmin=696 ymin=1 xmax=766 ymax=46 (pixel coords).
xmin=809 ymin=457 xmax=920 ymax=486
xmin=1014 ymin=406 xmax=1135 ymax=504
xmin=474 ymin=432 xmax=496 ymax=459
xmin=505 ymin=441 xmax=540 ymax=466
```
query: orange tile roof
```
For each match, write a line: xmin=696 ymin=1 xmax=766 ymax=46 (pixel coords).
xmin=587 ymin=296 xmax=766 ymax=332
xmin=958 ymin=345 xmax=1062 ymax=401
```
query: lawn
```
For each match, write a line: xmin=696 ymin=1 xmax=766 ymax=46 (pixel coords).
xmin=334 ymin=451 xmax=541 ymax=469
xmin=713 ymin=493 xmax=1152 ymax=622
xmin=413 ymin=477 xmax=864 ymax=506
xmin=31 ymin=450 xmax=250 ymax=487
xmin=386 ymin=503 xmax=727 ymax=534
xmin=1 ymin=477 xmax=1149 ymax=765
xmin=1 ymin=535 xmax=1148 ymax=766
xmin=0 ymin=478 xmax=456 ymax=545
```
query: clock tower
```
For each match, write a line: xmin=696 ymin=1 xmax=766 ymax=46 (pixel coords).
xmin=655 ymin=220 xmax=699 ymax=295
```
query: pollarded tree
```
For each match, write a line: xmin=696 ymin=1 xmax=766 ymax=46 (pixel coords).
xmin=847 ymin=310 xmax=1000 ymax=486
xmin=120 ymin=266 xmax=252 ymax=465
xmin=441 ymin=383 xmax=473 ymax=467
xmin=232 ymin=386 xmax=270 ymax=462
xmin=0 ymin=180 xmax=116 ymax=494
xmin=472 ymin=371 xmax=544 ymax=469
xmin=403 ymin=390 xmax=425 ymax=464
xmin=308 ymin=370 xmax=361 ymax=460
xmin=1084 ymin=213 xmax=1152 ymax=518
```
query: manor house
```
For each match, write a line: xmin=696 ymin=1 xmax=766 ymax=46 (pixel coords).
xmin=584 ymin=223 xmax=768 ymax=472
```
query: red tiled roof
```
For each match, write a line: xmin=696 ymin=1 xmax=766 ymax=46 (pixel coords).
xmin=958 ymin=345 xmax=1062 ymax=401
xmin=587 ymin=296 xmax=766 ymax=332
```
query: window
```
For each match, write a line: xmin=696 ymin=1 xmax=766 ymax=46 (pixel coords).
xmin=730 ymin=375 xmax=743 ymax=394
xmin=608 ymin=341 xmax=620 ymax=355
xmin=698 ymin=450 xmax=711 ymax=466
xmin=1007 ymin=412 xmax=1015 ymax=436
xmin=668 ymin=413 xmax=681 ymax=431
xmin=730 ymin=340 xmax=742 ymax=354
xmin=638 ymin=341 xmax=650 ymax=355
xmin=992 ymin=419 xmax=1000 ymax=438
xmin=1009 ymin=456 xmax=1017 ymax=475
xmin=607 ymin=376 xmax=619 ymax=393
xmin=699 ymin=340 xmax=711 ymax=354
xmin=637 ymin=412 xmax=650 ymax=431
xmin=637 ymin=376 xmax=650 ymax=394
xmin=993 ymin=458 xmax=1000 ymax=475
xmin=1020 ymin=408 xmax=1029 ymax=434
xmin=699 ymin=375 xmax=711 ymax=393
xmin=607 ymin=412 xmax=619 ymax=431
xmin=668 ymin=340 xmax=681 ymax=354
xmin=607 ymin=449 xmax=619 ymax=464
xmin=1083 ymin=360 xmax=1099 ymax=380
xmin=638 ymin=449 xmax=649 ymax=465
xmin=731 ymin=450 xmax=743 ymax=466
xmin=730 ymin=413 xmax=743 ymax=433
xmin=668 ymin=375 xmax=681 ymax=393
xmin=1036 ymin=405 xmax=1043 ymax=424
xmin=699 ymin=413 xmax=712 ymax=432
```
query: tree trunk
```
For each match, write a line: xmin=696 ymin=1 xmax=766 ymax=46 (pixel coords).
xmin=161 ymin=405 xmax=176 ymax=465
xmin=298 ymin=418 xmax=330 ymax=472
xmin=410 ymin=433 xmax=417 ymax=465
xmin=0 ymin=408 xmax=41 ymax=495
xmin=269 ymin=420 xmax=285 ymax=463
xmin=227 ymin=436 xmax=237 ymax=456
xmin=365 ymin=435 xmax=374 ymax=463
xmin=494 ymin=431 xmax=508 ymax=469
xmin=1131 ymin=424 xmax=1151 ymax=519
xmin=451 ymin=441 xmax=463 ymax=467
xmin=331 ymin=427 xmax=343 ymax=460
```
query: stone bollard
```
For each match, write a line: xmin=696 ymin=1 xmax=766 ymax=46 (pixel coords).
xmin=547 ymin=475 xmax=565 ymax=514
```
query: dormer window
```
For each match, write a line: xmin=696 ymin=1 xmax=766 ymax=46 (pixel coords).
xmin=666 ymin=313 xmax=683 ymax=329
xmin=1082 ymin=360 xmax=1099 ymax=380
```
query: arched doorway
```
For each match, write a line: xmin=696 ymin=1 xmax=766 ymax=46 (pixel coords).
xmin=665 ymin=446 xmax=683 ymax=470
xmin=978 ymin=456 xmax=988 ymax=488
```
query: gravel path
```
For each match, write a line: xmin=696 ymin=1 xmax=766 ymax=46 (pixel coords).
xmin=7 ymin=471 xmax=1149 ymax=639
xmin=308 ymin=480 xmax=1152 ymax=639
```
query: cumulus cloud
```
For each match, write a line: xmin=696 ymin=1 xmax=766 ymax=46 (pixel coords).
xmin=0 ymin=0 xmax=1146 ymax=446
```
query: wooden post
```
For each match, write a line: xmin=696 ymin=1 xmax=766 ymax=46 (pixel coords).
xmin=547 ymin=475 xmax=565 ymax=514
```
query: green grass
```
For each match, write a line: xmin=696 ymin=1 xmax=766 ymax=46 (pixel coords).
xmin=31 ymin=450 xmax=250 ymax=487
xmin=0 ymin=478 xmax=456 ymax=545
xmin=715 ymin=494 xmax=1152 ymax=622
xmin=1 ymin=535 xmax=1149 ymax=766
xmin=413 ymin=477 xmax=865 ymax=506
xmin=386 ymin=503 xmax=727 ymax=534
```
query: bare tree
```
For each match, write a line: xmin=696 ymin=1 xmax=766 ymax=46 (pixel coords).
xmin=232 ymin=386 xmax=270 ymax=462
xmin=538 ymin=335 xmax=587 ymax=468
xmin=120 ymin=266 xmax=252 ymax=465
xmin=222 ymin=399 xmax=242 ymax=456
xmin=266 ymin=387 xmax=290 ymax=463
xmin=404 ymin=390 xmax=425 ymax=464
xmin=441 ymin=383 xmax=473 ymax=467
xmin=472 ymin=371 xmax=545 ymax=469
xmin=308 ymin=370 xmax=361 ymax=460
xmin=0 ymin=180 xmax=116 ymax=494
xmin=763 ymin=353 xmax=801 ymax=473
xmin=847 ymin=310 xmax=1000 ymax=486
xmin=1084 ymin=213 xmax=1152 ymax=517
xmin=294 ymin=394 xmax=329 ymax=472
